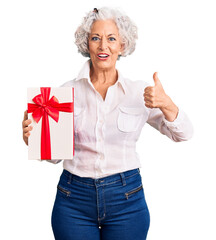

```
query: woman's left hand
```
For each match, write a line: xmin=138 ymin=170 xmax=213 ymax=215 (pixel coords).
xmin=143 ymin=72 xmax=179 ymax=122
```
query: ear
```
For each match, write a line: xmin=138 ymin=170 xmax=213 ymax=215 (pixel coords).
xmin=120 ymin=43 xmax=125 ymax=54
xmin=86 ymin=41 xmax=90 ymax=55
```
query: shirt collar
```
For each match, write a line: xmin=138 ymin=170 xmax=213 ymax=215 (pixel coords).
xmin=75 ymin=59 xmax=127 ymax=95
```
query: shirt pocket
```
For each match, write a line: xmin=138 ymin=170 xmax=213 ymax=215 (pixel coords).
xmin=74 ymin=106 xmax=85 ymax=133
xmin=117 ymin=106 xmax=145 ymax=133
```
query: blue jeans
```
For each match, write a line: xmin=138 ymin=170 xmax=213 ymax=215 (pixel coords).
xmin=51 ymin=168 xmax=150 ymax=240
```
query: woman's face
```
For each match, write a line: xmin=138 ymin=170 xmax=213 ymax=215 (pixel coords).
xmin=88 ymin=19 xmax=124 ymax=71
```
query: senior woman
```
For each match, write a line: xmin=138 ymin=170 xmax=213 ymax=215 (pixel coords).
xmin=22 ymin=7 xmax=193 ymax=240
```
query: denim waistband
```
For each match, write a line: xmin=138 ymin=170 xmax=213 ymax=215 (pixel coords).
xmin=63 ymin=168 xmax=140 ymax=186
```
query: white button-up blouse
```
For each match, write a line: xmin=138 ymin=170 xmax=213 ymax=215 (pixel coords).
xmin=50 ymin=60 xmax=193 ymax=179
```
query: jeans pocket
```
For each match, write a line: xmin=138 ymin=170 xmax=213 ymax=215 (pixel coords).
xmin=57 ymin=185 xmax=71 ymax=197
xmin=125 ymin=184 xmax=143 ymax=200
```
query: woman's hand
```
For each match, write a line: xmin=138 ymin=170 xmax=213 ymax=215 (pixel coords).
xmin=22 ymin=110 xmax=33 ymax=145
xmin=143 ymin=72 xmax=179 ymax=122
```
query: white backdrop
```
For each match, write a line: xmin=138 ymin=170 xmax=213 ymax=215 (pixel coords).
xmin=1 ymin=0 xmax=216 ymax=239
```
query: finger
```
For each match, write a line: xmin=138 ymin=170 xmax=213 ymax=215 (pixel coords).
xmin=144 ymin=97 xmax=154 ymax=105
xmin=144 ymin=90 xmax=154 ymax=98
xmin=23 ymin=125 xmax=33 ymax=133
xmin=143 ymin=93 xmax=150 ymax=100
xmin=144 ymin=90 xmax=154 ymax=97
xmin=146 ymin=102 xmax=156 ymax=108
xmin=145 ymin=102 xmax=153 ymax=109
xmin=153 ymin=72 xmax=161 ymax=86
xmin=144 ymin=86 xmax=154 ymax=93
xmin=144 ymin=89 xmax=154 ymax=98
xmin=24 ymin=131 xmax=31 ymax=138
xmin=22 ymin=119 xmax=32 ymax=128
xmin=23 ymin=110 xmax=31 ymax=127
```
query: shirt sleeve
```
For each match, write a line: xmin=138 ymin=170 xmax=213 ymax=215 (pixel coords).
xmin=45 ymin=159 xmax=62 ymax=164
xmin=146 ymin=107 xmax=193 ymax=142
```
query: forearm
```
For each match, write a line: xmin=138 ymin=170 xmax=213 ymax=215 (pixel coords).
xmin=147 ymin=108 xmax=193 ymax=142
xmin=160 ymin=95 xmax=179 ymax=122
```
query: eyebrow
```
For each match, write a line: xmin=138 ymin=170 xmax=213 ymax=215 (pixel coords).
xmin=91 ymin=33 xmax=117 ymax=36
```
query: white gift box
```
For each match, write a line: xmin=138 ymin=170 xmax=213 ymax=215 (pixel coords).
xmin=27 ymin=87 xmax=74 ymax=160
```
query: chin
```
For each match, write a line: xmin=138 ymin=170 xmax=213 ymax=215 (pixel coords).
xmin=92 ymin=58 xmax=116 ymax=70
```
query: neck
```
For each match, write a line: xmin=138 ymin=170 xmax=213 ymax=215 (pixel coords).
xmin=90 ymin=64 xmax=118 ymax=85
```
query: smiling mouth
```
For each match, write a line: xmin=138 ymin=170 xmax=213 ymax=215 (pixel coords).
xmin=97 ymin=53 xmax=110 ymax=60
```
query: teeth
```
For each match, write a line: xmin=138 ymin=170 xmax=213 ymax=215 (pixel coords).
xmin=98 ymin=54 xmax=109 ymax=58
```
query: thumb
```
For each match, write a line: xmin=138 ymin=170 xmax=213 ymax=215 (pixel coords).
xmin=153 ymin=72 xmax=161 ymax=86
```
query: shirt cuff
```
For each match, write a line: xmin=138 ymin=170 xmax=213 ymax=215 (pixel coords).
xmin=37 ymin=159 xmax=62 ymax=164
xmin=162 ymin=108 xmax=185 ymax=130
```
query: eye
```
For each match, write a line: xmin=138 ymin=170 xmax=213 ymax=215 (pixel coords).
xmin=108 ymin=37 xmax=116 ymax=41
xmin=91 ymin=36 xmax=100 ymax=41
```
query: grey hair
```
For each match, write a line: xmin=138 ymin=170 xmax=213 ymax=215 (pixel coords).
xmin=74 ymin=7 xmax=138 ymax=58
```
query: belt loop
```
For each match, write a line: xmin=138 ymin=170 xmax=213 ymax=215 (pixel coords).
xmin=120 ymin=172 xmax=126 ymax=186
xmin=67 ymin=173 xmax=73 ymax=184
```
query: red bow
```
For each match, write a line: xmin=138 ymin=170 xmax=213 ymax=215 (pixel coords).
xmin=28 ymin=87 xmax=74 ymax=160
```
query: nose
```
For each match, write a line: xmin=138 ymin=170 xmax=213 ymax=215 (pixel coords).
xmin=99 ymin=37 xmax=108 ymax=50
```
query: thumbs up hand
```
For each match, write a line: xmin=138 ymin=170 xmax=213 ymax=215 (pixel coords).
xmin=144 ymin=72 xmax=168 ymax=109
xmin=143 ymin=72 xmax=179 ymax=122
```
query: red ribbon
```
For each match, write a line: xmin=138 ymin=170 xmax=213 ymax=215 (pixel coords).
xmin=28 ymin=87 xmax=74 ymax=160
